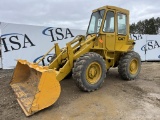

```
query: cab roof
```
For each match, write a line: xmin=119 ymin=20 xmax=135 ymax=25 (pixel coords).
xmin=92 ymin=5 xmax=129 ymax=15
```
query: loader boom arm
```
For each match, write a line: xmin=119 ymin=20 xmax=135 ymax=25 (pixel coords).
xmin=49 ymin=35 xmax=96 ymax=81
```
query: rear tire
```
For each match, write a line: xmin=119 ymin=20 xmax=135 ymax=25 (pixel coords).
xmin=72 ymin=52 xmax=106 ymax=92
xmin=118 ymin=51 xmax=141 ymax=80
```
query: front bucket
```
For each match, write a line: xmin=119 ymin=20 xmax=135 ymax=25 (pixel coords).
xmin=10 ymin=60 xmax=61 ymax=116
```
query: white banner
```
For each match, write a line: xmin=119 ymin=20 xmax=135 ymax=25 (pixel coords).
xmin=0 ymin=22 xmax=85 ymax=69
xmin=145 ymin=35 xmax=160 ymax=61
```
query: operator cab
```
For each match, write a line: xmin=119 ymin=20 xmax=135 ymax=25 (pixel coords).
xmin=86 ymin=6 xmax=130 ymax=51
xmin=87 ymin=6 xmax=129 ymax=35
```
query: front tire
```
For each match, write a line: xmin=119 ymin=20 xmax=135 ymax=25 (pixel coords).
xmin=118 ymin=51 xmax=141 ymax=80
xmin=72 ymin=52 xmax=106 ymax=92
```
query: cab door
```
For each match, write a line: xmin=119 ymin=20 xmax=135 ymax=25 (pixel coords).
xmin=102 ymin=10 xmax=116 ymax=51
xmin=115 ymin=12 xmax=128 ymax=51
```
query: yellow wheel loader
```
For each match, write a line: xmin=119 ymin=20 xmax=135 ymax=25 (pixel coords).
xmin=10 ymin=5 xmax=141 ymax=116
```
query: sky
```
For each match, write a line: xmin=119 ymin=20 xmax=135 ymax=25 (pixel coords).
xmin=0 ymin=0 xmax=160 ymax=30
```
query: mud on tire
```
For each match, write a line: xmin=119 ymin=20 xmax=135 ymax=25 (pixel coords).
xmin=118 ymin=51 xmax=141 ymax=80
xmin=72 ymin=52 xmax=106 ymax=92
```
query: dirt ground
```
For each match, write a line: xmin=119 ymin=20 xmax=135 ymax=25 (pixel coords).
xmin=0 ymin=62 xmax=160 ymax=120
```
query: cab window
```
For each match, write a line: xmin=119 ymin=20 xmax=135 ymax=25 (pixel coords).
xmin=103 ymin=11 xmax=115 ymax=33
xmin=117 ymin=13 xmax=127 ymax=35
xmin=87 ymin=10 xmax=105 ymax=34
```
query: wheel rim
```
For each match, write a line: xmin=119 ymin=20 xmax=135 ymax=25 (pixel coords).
xmin=86 ymin=62 xmax=102 ymax=84
xmin=129 ymin=58 xmax=138 ymax=75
